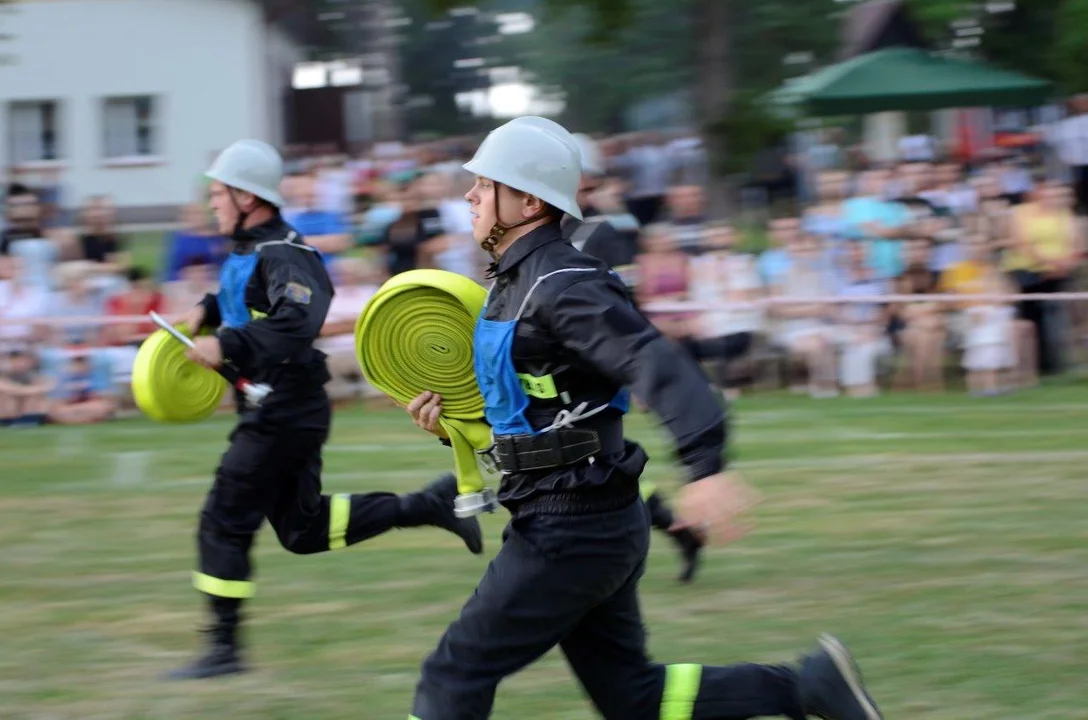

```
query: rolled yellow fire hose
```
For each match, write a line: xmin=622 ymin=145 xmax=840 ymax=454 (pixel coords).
xmin=131 ymin=324 xmax=228 ymax=423
xmin=354 ymin=270 xmax=496 ymax=514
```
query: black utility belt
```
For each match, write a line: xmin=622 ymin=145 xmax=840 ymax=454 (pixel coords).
xmin=492 ymin=422 xmax=624 ymax=474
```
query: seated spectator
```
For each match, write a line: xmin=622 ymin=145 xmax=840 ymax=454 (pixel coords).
xmin=0 ymin=348 xmax=54 ymax=427
xmin=0 ymin=255 xmax=50 ymax=350
xmin=101 ymin=267 xmax=165 ymax=387
xmin=891 ymin=239 xmax=946 ymax=391
xmin=44 ymin=261 xmax=107 ymax=348
xmin=46 ymin=348 xmax=116 ymax=425
xmin=834 ymin=241 xmax=892 ymax=397
xmin=683 ymin=223 xmax=763 ymax=401
xmin=163 ymin=204 xmax=226 ymax=282
xmin=769 ymin=232 xmax=839 ymax=398
xmin=636 ymin=224 xmax=692 ymax=340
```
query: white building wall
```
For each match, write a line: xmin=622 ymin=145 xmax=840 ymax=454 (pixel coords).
xmin=0 ymin=0 xmax=299 ymax=210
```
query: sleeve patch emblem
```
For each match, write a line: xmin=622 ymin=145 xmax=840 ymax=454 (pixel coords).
xmin=285 ymin=282 xmax=313 ymax=304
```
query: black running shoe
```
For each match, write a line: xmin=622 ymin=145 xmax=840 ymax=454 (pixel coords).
xmin=798 ymin=634 xmax=883 ymax=720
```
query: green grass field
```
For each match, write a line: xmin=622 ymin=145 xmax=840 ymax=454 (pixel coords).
xmin=2 ymin=387 xmax=1087 ymax=719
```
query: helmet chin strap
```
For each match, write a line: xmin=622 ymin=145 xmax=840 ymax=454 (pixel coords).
xmin=227 ymin=188 xmax=250 ymax=240
xmin=479 ymin=182 xmax=548 ymax=260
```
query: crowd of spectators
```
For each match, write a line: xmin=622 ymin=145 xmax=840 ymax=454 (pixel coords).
xmin=2 ymin=127 xmax=1085 ymax=428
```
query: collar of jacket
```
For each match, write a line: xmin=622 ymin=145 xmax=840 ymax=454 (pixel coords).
xmin=230 ymin=214 xmax=290 ymax=252
xmin=493 ymin=221 xmax=563 ymax=276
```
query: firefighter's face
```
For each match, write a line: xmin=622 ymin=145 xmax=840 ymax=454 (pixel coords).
xmin=208 ymin=181 xmax=257 ymax=235
xmin=466 ymin=176 xmax=501 ymax=244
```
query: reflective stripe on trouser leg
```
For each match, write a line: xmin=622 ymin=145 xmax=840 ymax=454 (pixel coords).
xmin=661 ymin=663 xmax=702 ymax=720
xmin=192 ymin=572 xmax=256 ymax=599
xmin=329 ymin=493 xmax=351 ymax=549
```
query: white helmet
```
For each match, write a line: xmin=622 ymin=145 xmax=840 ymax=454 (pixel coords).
xmin=205 ymin=139 xmax=285 ymax=208
xmin=572 ymin=133 xmax=605 ymax=176
xmin=463 ymin=116 xmax=582 ymax=220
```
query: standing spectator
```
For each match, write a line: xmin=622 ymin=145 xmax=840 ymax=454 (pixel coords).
xmin=1 ymin=184 xmax=60 ymax=290
xmin=1046 ymin=95 xmax=1088 ymax=215
xmin=71 ymin=195 xmax=128 ymax=270
xmin=319 ymin=258 xmax=381 ymax=403
xmin=663 ymin=185 xmax=708 ymax=254
xmin=1007 ymin=179 xmax=1083 ymax=375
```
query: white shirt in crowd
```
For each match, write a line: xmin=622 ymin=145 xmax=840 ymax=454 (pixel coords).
xmin=899 ymin=135 xmax=937 ymax=162
xmin=1048 ymin=114 xmax=1088 ymax=167
xmin=687 ymin=252 xmax=763 ymax=338
xmin=320 ymin=284 xmax=379 ymax=356
xmin=0 ymin=279 xmax=49 ymax=346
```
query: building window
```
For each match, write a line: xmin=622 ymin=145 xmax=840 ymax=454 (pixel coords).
xmin=8 ymin=100 xmax=62 ymax=165
xmin=103 ymin=96 xmax=159 ymax=159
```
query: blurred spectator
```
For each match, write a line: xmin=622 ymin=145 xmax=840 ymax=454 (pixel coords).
xmin=664 ymin=185 xmax=708 ymax=254
xmin=891 ymin=239 xmax=945 ymax=391
xmin=45 ymin=348 xmax=116 ymax=425
xmin=683 ymin=223 xmax=763 ymax=400
xmin=381 ymin=173 xmax=444 ymax=277
xmin=1 ymin=183 xmax=60 ymax=290
xmin=163 ymin=204 xmax=226 ymax=282
xmin=163 ymin=260 xmax=218 ymax=315
xmin=1007 ymin=179 xmax=1083 ymax=375
xmin=0 ymin=348 xmax=54 ymax=427
xmin=617 ymin=133 xmax=671 ymax=226
xmin=44 ymin=261 xmax=108 ymax=348
xmin=282 ymin=171 xmax=353 ymax=257
xmin=0 ymin=255 xmax=50 ymax=350
xmin=768 ymin=231 xmax=838 ymax=398
xmin=102 ymin=267 xmax=164 ymax=346
xmin=319 ymin=257 xmax=380 ymax=402
xmin=834 ymin=240 xmax=892 ymax=397
xmin=961 ymin=269 xmax=1018 ymax=396
xmin=636 ymin=223 xmax=691 ymax=340
xmin=70 ymin=195 xmax=129 ymax=271
xmin=842 ymin=169 xmax=913 ymax=281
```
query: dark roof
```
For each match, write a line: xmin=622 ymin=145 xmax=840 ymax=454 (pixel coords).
xmin=840 ymin=0 xmax=928 ymax=61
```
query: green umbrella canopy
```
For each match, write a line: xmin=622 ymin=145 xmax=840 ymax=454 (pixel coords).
xmin=768 ymin=47 xmax=1054 ymax=116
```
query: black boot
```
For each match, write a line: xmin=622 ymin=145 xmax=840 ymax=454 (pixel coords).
xmin=164 ymin=597 xmax=246 ymax=680
xmin=645 ymin=491 xmax=704 ymax=584
xmin=399 ymin=473 xmax=484 ymax=555
xmin=797 ymin=634 xmax=883 ymax=720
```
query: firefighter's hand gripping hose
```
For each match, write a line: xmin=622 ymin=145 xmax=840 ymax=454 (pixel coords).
xmin=354 ymin=270 xmax=499 ymax=518
xmin=131 ymin=322 xmax=228 ymax=423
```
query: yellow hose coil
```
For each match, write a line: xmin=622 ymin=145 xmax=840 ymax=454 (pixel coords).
xmin=356 ymin=270 xmax=667 ymax=518
xmin=131 ymin=325 xmax=228 ymax=423
xmin=354 ymin=270 xmax=495 ymax=501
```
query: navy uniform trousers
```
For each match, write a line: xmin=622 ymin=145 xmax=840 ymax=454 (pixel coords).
xmin=410 ymin=483 xmax=804 ymax=720
xmin=196 ymin=401 xmax=402 ymax=599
